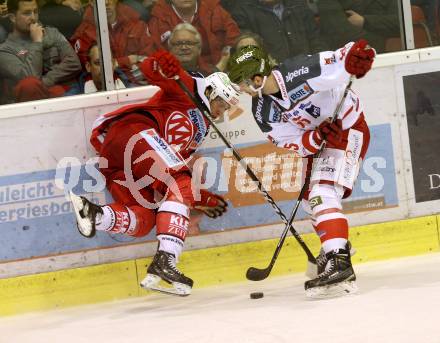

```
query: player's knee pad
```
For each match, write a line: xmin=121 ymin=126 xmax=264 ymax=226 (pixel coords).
xmin=308 ymin=183 xmax=344 ymax=218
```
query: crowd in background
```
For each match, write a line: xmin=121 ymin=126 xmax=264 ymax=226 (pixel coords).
xmin=0 ymin=0 xmax=438 ymax=104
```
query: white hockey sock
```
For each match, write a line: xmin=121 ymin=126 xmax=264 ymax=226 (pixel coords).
xmin=157 ymin=235 xmax=184 ymax=261
xmin=322 ymin=238 xmax=348 ymax=254
xmin=95 ymin=205 xmax=137 ymax=234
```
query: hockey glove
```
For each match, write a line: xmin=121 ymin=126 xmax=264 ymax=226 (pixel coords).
xmin=150 ymin=50 xmax=181 ymax=78
xmin=194 ymin=190 xmax=228 ymax=219
xmin=345 ymin=40 xmax=376 ymax=79
xmin=314 ymin=119 xmax=343 ymax=147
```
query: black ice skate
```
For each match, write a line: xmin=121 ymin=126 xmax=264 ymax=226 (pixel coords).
xmin=305 ymin=241 xmax=356 ymax=279
xmin=140 ymin=250 xmax=193 ymax=297
xmin=69 ymin=191 xmax=103 ymax=238
xmin=305 ymin=247 xmax=358 ymax=299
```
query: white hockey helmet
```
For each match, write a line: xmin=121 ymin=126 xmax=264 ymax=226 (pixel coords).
xmin=205 ymin=72 xmax=240 ymax=107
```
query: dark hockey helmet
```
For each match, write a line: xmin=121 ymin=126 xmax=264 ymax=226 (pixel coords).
xmin=227 ymin=45 xmax=272 ymax=84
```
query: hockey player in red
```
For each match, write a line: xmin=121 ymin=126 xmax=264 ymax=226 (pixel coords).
xmin=70 ymin=50 xmax=240 ymax=296
xmin=227 ymin=40 xmax=375 ymax=298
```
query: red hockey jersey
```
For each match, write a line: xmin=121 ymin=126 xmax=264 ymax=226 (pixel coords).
xmin=90 ymin=58 xmax=211 ymax=161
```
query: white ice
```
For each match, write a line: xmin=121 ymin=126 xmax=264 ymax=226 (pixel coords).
xmin=1 ymin=253 xmax=440 ymax=343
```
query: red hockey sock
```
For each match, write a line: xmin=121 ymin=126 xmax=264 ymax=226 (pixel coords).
xmin=314 ymin=212 xmax=349 ymax=253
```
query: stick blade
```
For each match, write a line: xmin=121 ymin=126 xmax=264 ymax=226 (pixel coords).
xmin=246 ymin=267 xmax=271 ymax=281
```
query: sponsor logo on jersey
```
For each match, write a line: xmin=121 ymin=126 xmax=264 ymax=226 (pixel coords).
xmin=165 ymin=111 xmax=194 ymax=151
xmin=285 ymin=66 xmax=310 ymax=82
xmin=236 ymin=51 xmax=253 ymax=63
xmin=272 ymin=70 xmax=288 ymax=100
xmin=305 ymin=104 xmax=321 ymax=118
xmin=140 ymin=129 xmax=183 ymax=168
xmin=289 ymin=83 xmax=313 ymax=103
xmin=339 ymin=46 xmax=348 ymax=61
xmin=188 ymin=108 xmax=208 ymax=149
xmin=269 ymin=106 xmax=282 ymax=123
xmin=282 ymin=110 xmax=299 ymax=122
xmin=324 ymin=54 xmax=337 ymax=65
xmin=254 ymin=98 xmax=264 ymax=123
xmin=299 ymin=101 xmax=312 ymax=110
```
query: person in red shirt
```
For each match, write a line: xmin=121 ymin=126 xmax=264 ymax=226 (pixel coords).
xmin=70 ymin=0 xmax=155 ymax=84
xmin=148 ymin=0 xmax=240 ymax=67
xmin=70 ymin=50 xmax=240 ymax=296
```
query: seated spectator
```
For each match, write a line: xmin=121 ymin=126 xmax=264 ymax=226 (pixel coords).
xmin=0 ymin=0 xmax=81 ymax=104
xmin=71 ymin=0 xmax=155 ymax=84
xmin=231 ymin=0 xmax=326 ymax=62
xmin=122 ymin=0 xmax=157 ymax=22
xmin=317 ymin=0 xmax=400 ymax=53
xmin=148 ymin=0 xmax=240 ymax=67
xmin=232 ymin=30 xmax=278 ymax=65
xmin=38 ymin=0 xmax=83 ymax=39
xmin=0 ymin=1 xmax=10 ymax=43
xmin=66 ymin=42 xmax=134 ymax=95
xmin=168 ymin=22 xmax=228 ymax=75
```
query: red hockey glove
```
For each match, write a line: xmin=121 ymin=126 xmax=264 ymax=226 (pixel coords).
xmin=314 ymin=119 xmax=343 ymax=147
xmin=150 ymin=50 xmax=181 ymax=78
xmin=194 ymin=190 xmax=228 ymax=219
xmin=345 ymin=40 xmax=376 ymax=79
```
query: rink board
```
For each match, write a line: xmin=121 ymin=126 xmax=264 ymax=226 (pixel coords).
xmin=1 ymin=214 xmax=438 ymax=316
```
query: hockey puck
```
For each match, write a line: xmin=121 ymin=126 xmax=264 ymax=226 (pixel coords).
xmin=250 ymin=292 xmax=264 ymax=299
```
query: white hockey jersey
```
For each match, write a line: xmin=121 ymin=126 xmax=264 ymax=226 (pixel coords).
xmin=252 ymin=42 xmax=365 ymax=157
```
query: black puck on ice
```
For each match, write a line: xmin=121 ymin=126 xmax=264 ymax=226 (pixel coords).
xmin=250 ymin=292 xmax=264 ymax=299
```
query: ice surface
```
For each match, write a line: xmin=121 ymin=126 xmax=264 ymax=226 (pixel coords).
xmin=1 ymin=253 xmax=440 ymax=343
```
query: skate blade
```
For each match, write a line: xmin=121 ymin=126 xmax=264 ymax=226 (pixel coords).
xmin=69 ymin=191 xmax=94 ymax=238
xmin=140 ymin=274 xmax=192 ymax=297
xmin=305 ymin=281 xmax=359 ymax=299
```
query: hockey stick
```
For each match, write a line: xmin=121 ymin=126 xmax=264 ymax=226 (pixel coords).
xmin=245 ymin=76 xmax=355 ymax=281
xmin=174 ymin=77 xmax=317 ymax=272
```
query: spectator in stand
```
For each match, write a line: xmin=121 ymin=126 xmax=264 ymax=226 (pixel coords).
xmin=148 ymin=0 xmax=240 ymax=67
xmin=411 ymin=0 xmax=438 ymax=43
xmin=0 ymin=0 xmax=81 ymax=104
xmin=71 ymin=0 xmax=155 ymax=85
xmin=66 ymin=43 xmax=134 ymax=95
xmin=168 ymin=22 xmax=230 ymax=75
xmin=232 ymin=31 xmax=277 ymax=64
xmin=317 ymin=0 xmax=400 ymax=53
xmin=0 ymin=0 xmax=10 ymax=43
xmin=231 ymin=0 xmax=326 ymax=62
xmin=123 ymin=0 xmax=157 ymax=22
xmin=38 ymin=0 xmax=83 ymax=39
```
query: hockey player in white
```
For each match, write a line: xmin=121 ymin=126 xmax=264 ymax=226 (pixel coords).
xmin=227 ymin=40 xmax=375 ymax=298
